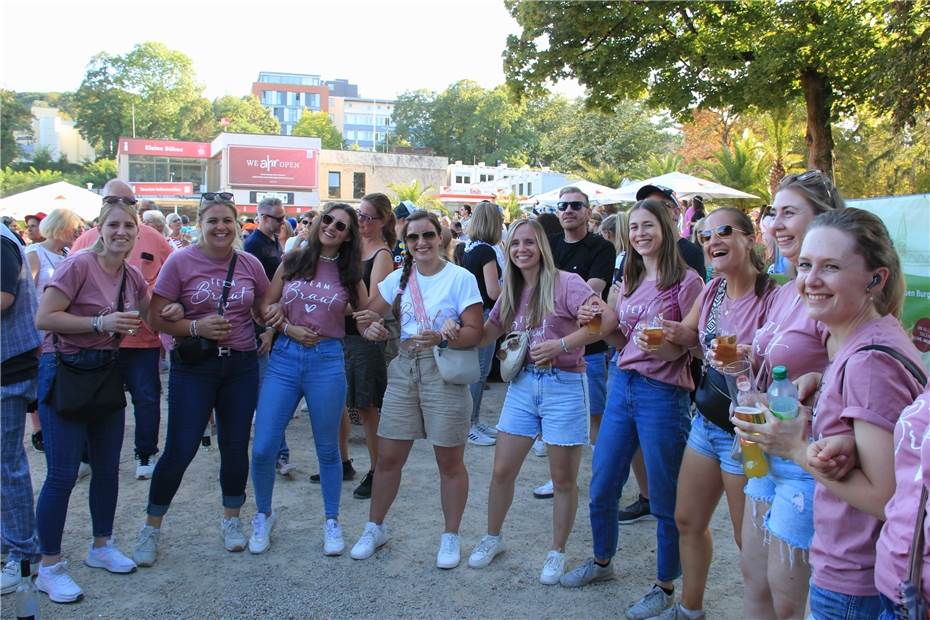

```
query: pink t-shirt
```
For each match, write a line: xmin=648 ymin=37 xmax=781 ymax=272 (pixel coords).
xmin=41 ymin=251 xmax=148 ymax=354
xmin=752 ymin=282 xmax=830 ymax=387
xmin=810 ymin=314 xmax=926 ymax=596
xmin=281 ymin=260 xmax=350 ymax=339
xmin=71 ymin=223 xmax=173 ymax=349
xmin=489 ymin=270 xmax=595 ymax=372
xmin=696 ymin=277 xmax=776 ymax=354
xmin=615 ymin=270 xmax=703 ymax=389
xmin=154 ymin=246 xmax=270 ymax=352
xmin=875 ymin=385 xmax=930 ymax=605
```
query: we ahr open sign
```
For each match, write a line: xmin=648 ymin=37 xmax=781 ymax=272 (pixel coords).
xmin=227 ymin=146 xmax=319 ymax=189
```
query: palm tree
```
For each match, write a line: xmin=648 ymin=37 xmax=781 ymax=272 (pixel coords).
xmin=626 ymin=153 xmax=686 ymax=180
xmin=386 ymin=179 xmax=446 ymax=214
xmin=579 ymin=161 xmax=624 ymax=188
xmin=700 ymin=130 xmax=770 ymax=202
xmin=760 ymin=107 xmax=805 ymax=197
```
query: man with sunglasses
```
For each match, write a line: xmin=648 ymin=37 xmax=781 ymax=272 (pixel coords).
xmin=70 ymin=180 xmax=174 ymax=480
xmin=635 ymin=185 xmax=706 ymax=282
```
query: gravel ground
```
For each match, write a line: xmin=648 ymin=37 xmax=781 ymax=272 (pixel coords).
xmin=2 ymin=374 xmax=742 ymax=619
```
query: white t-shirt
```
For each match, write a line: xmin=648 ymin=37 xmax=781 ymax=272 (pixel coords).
xmin=378 ymin=261 xmax=482 ymax=340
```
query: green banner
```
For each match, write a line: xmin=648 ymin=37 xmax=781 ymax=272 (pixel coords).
xmin=850 ymin=194 xmax=930 ymax=373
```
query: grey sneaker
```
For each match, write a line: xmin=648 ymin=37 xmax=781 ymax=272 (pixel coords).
xmin=651 ymin=603 xmax=704 ymax=620
xmin=626 ymin=585 xmax=674 ymax=620
xmin=132 ymin=526 xmax=160 ymax=567
xmin=559 ymin=557 xmax=615 ymax=587
xmin=221 ymin=517 xmax=247 ymax=552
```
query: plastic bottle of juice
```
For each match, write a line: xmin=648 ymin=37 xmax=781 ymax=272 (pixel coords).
xmin=768 ymin=365 xmax=800 ymax=420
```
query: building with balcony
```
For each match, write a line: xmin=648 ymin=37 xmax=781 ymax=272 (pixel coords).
xmin=251 ymin=72 xmax=331 ymax=136
xmin=331 ymin=97 xmax=396 ymax=152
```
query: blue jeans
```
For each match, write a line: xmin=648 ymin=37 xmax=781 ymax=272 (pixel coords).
xmin=808 ymin=583 xmax=880 ymax=620
xmin=584 ymin=351 xmax=608 ymax=415
xmin=259 ymin=346 xmax=290 ymax=463
xmin=878 ymin=594 xmax=901 ymax=620
xmin=147 ymin=350 xmax=258 ymax=516
xmin=118 ymin=347 xmax=161 ymax=458
xmin=469 ymin=309 xmax=495 ymax=425
xmin=36 ymin=352 xmax=125 ymax=555
xmin=589 ymin=369 xmax=691 ymax=582
xmin=252 ymin=337 xmax=346 ymax=519
xmin=1 ymin=376 xmax=40 ymax=561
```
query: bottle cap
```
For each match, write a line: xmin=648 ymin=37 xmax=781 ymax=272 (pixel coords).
xmin=772 ymin=365 xmax=788 ymax=381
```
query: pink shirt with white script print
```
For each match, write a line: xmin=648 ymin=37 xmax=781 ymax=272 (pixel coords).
xmin=281 ymin=260 xmax=350 ymax=339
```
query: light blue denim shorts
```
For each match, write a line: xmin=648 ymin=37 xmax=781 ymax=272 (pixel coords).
xmin=744 ymin=455 xmax=815 ymax=551
xmin=686 ymin=412 xmax=744 ymax=476
xmin=497 ymin=366 xmax=589 ymax=446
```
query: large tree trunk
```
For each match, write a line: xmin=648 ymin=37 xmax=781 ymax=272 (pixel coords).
xmin=801 ymin=69 xmax=835 ymax=178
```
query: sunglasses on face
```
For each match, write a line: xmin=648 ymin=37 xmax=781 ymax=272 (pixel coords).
xmin=321 ymin=212 xmax=347 ymax=232
xmin=557 ymin=201 xmax=587 ymax=211
xmin=102 ymin=195 xmax=138 ymax=206
xmin=358 ymin=213 xmax=383 ymax=223
xmin=260 ymin=213 xmax=284 ymax=223
xmin=405 ymin=230 xmax=438 ymax=243
xmin=698 ymin=224 xmax=751 ymax=243
xmin=200 ymin=192 xmax=235 ymax=205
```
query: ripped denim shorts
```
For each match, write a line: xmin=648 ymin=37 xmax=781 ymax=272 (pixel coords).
xmin=744 ymin=454 xmax=815 ymax=552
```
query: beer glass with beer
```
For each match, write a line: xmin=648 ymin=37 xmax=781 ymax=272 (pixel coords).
xmin=712 ymin=312 xmax=739 ymax=368
xmin=585 ymin=299 xmax=603 ymax=336
xmin=723 ymin=359 xmax=769 ymax=478
xmin=641 ymin=299 xmax=665 ymax=352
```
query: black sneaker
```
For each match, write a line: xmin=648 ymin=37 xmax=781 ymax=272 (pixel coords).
xmin=311 ymin=459 xmax=356 ymax=483
xmin=201 ymin=435 xmax=212 ymax=450
xmin=618 ymin=494 xmax=654 ymax=525
xmin=353 ymin=471 xmax=374 ymax=499
xmin=31 ymin=430 xmax=44 ymax=452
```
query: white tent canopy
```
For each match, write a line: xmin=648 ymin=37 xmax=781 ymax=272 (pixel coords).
xmin=616 ymin=172 xmax=760 ymax=202
xmin=530 ymin=180 xmax=630 ymax=207
xmin=0 ymin=182 xmax=103 ymax=221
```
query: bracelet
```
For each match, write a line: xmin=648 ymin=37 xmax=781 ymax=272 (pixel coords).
xmin=190 ymin=320 xmax=198 ymax=338
xmin=92 ymin=315 xmax=102 ymax=334
xmin=283 ymin=323 xmax=290 ymax=337
xmin=560 ymin=337 xmax=570 ymax=353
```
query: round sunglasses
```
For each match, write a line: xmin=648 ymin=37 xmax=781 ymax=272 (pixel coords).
xmin=321 ymin=212 xmax=348 ymax=232
xmin=698 ymin=224 xmax=751 ymax=244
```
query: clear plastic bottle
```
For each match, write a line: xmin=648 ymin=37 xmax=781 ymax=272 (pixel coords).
xmin=15 ymin=559 xmax=39 ymax=620
xmin=768 ymin=365 xmax=800 ymax=420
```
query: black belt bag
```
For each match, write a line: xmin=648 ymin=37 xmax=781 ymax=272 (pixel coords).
xmin=173 ymin=252 xmax=238 ymax=364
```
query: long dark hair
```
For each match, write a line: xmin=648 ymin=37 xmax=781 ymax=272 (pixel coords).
xmin=623 ymin=199 xmax=688 ymax=296
xmin=361 ymin=192 xmax=396 ymax=247
xmin=392 ymin=210 xmax=441 ymax=320
xmin=710 ymin=207 xmax=775 ymax=297
xmin=282 ymin=203 xmax=362 ymax=307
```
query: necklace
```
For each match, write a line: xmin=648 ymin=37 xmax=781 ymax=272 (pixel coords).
xmin=320 ymin=253 xmax=340 ymax=262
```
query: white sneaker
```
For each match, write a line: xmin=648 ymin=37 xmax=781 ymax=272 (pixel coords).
xmin=276 ymin=458 xmax=297 ymax=477
xmin=468 ymin=534 xmax=504 ymax=568
xmin=77 ymin=462 xmax=91 ymax=481
xmin=133 ymin=525 xmax=160 ymax=567
xmin=436 ymin=532 xmax=461 ymax=569
xmin=533 ymin=479 xmax=554 ymax=499
xmin=532 ymin=439 xmax=547 ymax=457
xmin=135 ymin=453 xmax=155 ymax=480
xmin=36 ymin=560 xmax=83 ymax=603
xmin=221 ymin=517 xmax=247 ymax=552
xmin=324 ymin=519 xmax=345 ymax=556
xmin=85 ymin=540 xmax=137 ymax=574
xmin=540 ymin=550 xmax=566 ymax=585
xmin=467 ymin=425 xmax=496 ymax=446
xmin=1 ymin=559 xmax=20 ymax=595
xmin=249 ymin=511 xmax=277 ymax=554
xmin=475 ymin=422 xmax=498 ymax=438
xmin=350 ymin=522 xmax=388 ymax=560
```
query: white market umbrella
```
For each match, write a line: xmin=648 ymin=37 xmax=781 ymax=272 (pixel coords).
xmin=616 ymin=171 xmax=760 ymax=202
xmin=0 ymin=181 xmax=103 ymax=221
xmin=531 ymin=180 xmax=630 ymax=207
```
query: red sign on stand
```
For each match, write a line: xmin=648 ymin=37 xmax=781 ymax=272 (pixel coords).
xmin=227 ymin=146 xmax=319 ymax=189
xmin=130 ymin=182 xmax=194 ymax=196
xmin=120 ymin=139 xmax=210 ymax=158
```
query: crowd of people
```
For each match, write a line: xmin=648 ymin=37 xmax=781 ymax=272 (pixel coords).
xmin=1 ymin=173 xmax=928 ymax=620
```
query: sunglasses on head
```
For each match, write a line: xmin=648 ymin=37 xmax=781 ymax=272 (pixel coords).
xmin=102 ymin=195 xmax=138 ymax=206
xmin=200 ymin=192 xmax=235 ymax=205
xmin=557 ymin=201 xmax=587 ymax=211
xmin=358 ymin=213 xmax=383 ymax=223
xmin=698 ymin=224 xmax=750 ymax=243
xmin=321 ymin=212 xmax=347 ymax=232
xmin=405 ymin=230 xmax=438 ymax=243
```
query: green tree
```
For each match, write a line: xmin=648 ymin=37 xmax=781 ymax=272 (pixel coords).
xmin=212 ymin=95 xmax=279 ymax=135
xmin=699 ymin=131 xmax=770 ymax=201
xmin=504 ymin=0 xmax=930 ymax=177
xmin=578 ymin=162 xmax=623 ymax=188
xmin=0 ymin=167 xmax=64 ymax=197
xmin=626 ymin=154 xmax=686 ymax=180
xmin=292 ymin=110 xmax=342 ymax=149
xmin=79 ymin=158 xmax=118 ymax=190
xmin=392 ymin=90 xmax=436 ymax=149
xmin=387 ymin=180 xmax=445 ymax=214
xmin=1 ymin=90 xmax=32 ymax=167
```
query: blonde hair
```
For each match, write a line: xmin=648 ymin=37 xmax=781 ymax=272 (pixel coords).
xmin=497 ymin=219 xmax=556 ymax=329
xmin=196 ymin=200 xmax=243 ymax=251
xmin=600 ymin=211 xmax=629 ymax=255
xmin=90 ymin=202 xmax=139 ymax=256
xmin=468 ymin=202 xmax=503 ymax=245
xmin=39 ymin=208 xmax=83 ymax=243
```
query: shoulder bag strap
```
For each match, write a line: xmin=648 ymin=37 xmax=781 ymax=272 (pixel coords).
xmin=839 ymin=344 xmax=928 ymax=391
xmin=907 ymin=485 xmax=928 ymax=590
xmin=216 ymin=252 xmax=239 ymax=318
xmin=704 ymin=278 xmax=728 ymax=340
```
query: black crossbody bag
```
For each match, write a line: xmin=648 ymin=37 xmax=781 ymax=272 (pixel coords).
xmin=174 ymin=252 xmax=238 ymax=363
xmin=693 ymin=279 xmax=735 ymax=433
xmin=45 ymin=267 xmax=128 ymax=423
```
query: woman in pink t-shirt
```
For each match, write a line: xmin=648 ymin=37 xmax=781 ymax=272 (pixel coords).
xmin=34 ymin=197 xmax=150 ymax=603
xmin=250 ymin=203 xmax=366 ymax=556
xmin=741 ymin=170 xmax=843 ymax=620
xmin=559 ymin=201 xmax=702 ymax=619
xmin=466 ymin=218 xmax=614 ymax=584
xmin=734 ymin=208 xmax=925 ymax=620
xmin=132 ymin=194 xmax=273 ymax=567
xmin=655 ymin=206 xmax=776 ymax=619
